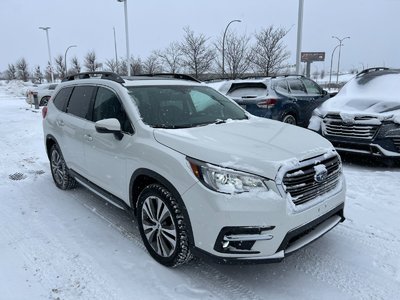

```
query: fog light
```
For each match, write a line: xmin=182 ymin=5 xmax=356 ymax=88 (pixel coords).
xmin=222 ymin=241 xmax=230 ymax=249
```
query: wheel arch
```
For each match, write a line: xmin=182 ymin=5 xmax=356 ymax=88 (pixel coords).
xmin=129 ymin=168 xmax=195 ymax=246
xmin=45 ymin=134 xmax=60 ymax=160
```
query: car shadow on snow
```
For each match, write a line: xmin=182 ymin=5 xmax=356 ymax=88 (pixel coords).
xmin=339 ymin=152 xmax=400 ymax=169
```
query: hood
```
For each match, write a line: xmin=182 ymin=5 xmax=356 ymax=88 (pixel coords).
xmin=153 ymin=118 xmax=334 ymax=179
xmin=318 ymin=72 xmax=400 ymax=122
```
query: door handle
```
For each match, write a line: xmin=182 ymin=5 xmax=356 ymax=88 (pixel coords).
xmin=56 ymin=119 xmax=64 ymax=127
xmin=84 ymin=134 xmax=93 ymax=142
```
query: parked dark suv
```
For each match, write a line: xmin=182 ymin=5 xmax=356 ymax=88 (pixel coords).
xmin=217 ymin=76 xmax=330 ymax=127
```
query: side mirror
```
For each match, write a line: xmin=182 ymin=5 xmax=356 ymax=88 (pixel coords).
xmin=95 ymin=118 xmax=123 ymax=140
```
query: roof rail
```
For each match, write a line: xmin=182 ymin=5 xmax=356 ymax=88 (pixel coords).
xmin=356 ymin=67 xmax=389 ymax=77
xmin=62 ymin=72 xmax=125 ymax=84
xmin=134 ymin=73 xmax=201 ymax=83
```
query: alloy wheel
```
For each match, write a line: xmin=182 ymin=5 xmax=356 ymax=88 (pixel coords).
xmin=141 ymin=195 xmax=177 ymax=257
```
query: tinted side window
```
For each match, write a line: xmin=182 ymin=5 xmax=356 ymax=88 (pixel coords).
xmin=288 ymin=79 xmax=307 ymax=94
xmin=93 ymin=87 xmax=133 ymax=134
xmin=302 ymin=79 xmax=322 ymax=95
xmin=67 ymin=86 xmax=95 ymax=119
xmin=275 ymin=80 xmax=289 ymax=94
xmin=53 ymin=87 xmax=73 ymax=112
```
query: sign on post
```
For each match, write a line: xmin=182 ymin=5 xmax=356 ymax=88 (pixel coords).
xmin=301 ymin=52 xmax=325 ymax=62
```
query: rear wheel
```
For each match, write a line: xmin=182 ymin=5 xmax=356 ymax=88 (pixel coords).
xmin=137 ymin=184 xmax=192 ymax=267
xmin=50 ymin=144 xmax=77 ymax=190
xmin=40 ymin=96 xmax=50 ymax=106
xmin=282 ymin=113 xmax=297 ymax=125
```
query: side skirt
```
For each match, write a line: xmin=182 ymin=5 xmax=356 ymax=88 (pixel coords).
xmin=69 ymin=169 xmax=132 ymax=214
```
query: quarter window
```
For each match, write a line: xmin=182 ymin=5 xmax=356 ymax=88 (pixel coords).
xmin=53 ymin=87 xmax=73 ymax=112
xmin=288 ymin=79 xmax=307 ymax=94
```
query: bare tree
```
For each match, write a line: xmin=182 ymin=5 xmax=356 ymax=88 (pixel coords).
xmin=180 ymin=27 xmax=215 ymax=78
xmin=84 ymin=51 xmax=102 ymax=72
xmin=249 ymin=26 xmax=290 ymax=76
xmin=70 ymin=56 xmax=81 ymax=74
xmin=143 ymin=54 xmax=163 ymax=74
xmin=16 ymin=58 xmax=30 ymax=82
xmin=119 ymin=58 xmax=128 ymax=76
xmin=156 ymin=42 xmax=182 ymax=73
xmin=33 ymin=66 xmax=44 ymax=83
xmin=215 ymin=31 xmax=252 ymax=79
xmin=6 ymin=64 xmax=17 ymax=80
xmin=54 ymin=55 xmax=66 ymax=79
xmin=130 ymin=56 xmax=143 ymax=75
xmin=105 ymin=58 xmax=119 ymax=73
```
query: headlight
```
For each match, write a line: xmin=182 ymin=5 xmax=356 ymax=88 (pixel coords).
xmin=188 ymin=158 xmax=269 ymax=194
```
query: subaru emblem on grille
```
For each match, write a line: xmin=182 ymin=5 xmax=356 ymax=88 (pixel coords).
xmin=314 ymin=167 xmax=328 ymax=183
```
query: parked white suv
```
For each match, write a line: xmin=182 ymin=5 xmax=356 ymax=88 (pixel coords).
xmin=42 ymin=72 xmax=346 ymax=267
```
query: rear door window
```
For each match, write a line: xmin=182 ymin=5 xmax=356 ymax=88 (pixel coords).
xmin=66 ymin=86 xmax=96 ymax=119
xmin=53 ymin=87 xmax=73 ymax=112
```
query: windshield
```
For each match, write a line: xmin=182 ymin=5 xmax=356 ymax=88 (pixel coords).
xmin=127 ymin=85 xmax=247 ymax=128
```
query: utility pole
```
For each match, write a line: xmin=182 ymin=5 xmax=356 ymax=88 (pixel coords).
xmin=39 ymin=26 xmax=54 ymax=82
xmin=295 ymin=0 xmax=304 ymax=74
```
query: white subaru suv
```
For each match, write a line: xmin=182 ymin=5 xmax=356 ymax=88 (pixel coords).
xmin=42 ymin=72 xmax=346 ymax=267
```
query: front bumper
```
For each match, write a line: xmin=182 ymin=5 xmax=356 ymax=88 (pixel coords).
xmin=193 ymin=203 xmax=344 ymax=264
xmin=183 ymin=173 xmax=346 ymax=263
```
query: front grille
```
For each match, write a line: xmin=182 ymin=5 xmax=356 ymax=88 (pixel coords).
xmin=393 ymin=137 xmax=400 ymax=152
xmin=322 ymin=114 xmax=379 ymax=140
xmin=283 ymin=156 xmax=341 ymax=206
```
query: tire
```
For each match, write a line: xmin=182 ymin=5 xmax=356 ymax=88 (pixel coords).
xmin=40 ymin=96 xmax=50 ymax=106
xmin=282 ymin=113 xmax=297 ymax=125
xmin=137 ymin=184 xmax=192 ymax=267
xmin=50 ymin=144 xmax=77 ymax=190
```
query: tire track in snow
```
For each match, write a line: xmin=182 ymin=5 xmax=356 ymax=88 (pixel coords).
xmin=0 ymin=187 xmax=121 ymax=300
xmin=291 ymin=240 xmax=399 ymax=300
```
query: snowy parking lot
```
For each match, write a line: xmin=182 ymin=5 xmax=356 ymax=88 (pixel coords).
xmin=1 ymin=82 xmax=399 ymax=300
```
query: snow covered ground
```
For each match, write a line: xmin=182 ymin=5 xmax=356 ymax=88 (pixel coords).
xmin=1 ymin=81 xmax=399 ymax=300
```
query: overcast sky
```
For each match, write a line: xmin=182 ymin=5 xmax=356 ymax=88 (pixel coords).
xmin=0 ymin=0 xmax=399 ymax=74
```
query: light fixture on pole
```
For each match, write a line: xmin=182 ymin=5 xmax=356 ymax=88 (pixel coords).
xmin=117 ymin=0 xmax=131 ymax=76
xmin=222 ymin=19 xmax=241 ymax=77
xmin=329 ymin=44 xmax=340 ymax=89
xmin=332 ymin=35 xmax=350 ymax=84
xmin=39 ymin=26 xmax=54 ymax=82
xmin=64 ymin=45 xmax=77 ymax=76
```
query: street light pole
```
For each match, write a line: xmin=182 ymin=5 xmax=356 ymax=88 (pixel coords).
xmin=329 ymin=44 xmax=340 ymax=89
xmin=295 ymin=0 xmax=304 ymax=74
xmin=222 ymin=19 xmax=241 ymax=77
xmin=113 ymin=27 xmax=119 ymax=73
xmin=64 ymin=45 xmax=77 ymax=76
xmin=117 ymin=0 xmax=131 ymax=76
xmin=39 ymin=26 xmax=54 ymax=82
xmin=332 ymin=36 xmax=350 ymax=85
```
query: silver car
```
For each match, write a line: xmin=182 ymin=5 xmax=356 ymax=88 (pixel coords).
xmin=26 ymin=83 xmax=58 ymax=106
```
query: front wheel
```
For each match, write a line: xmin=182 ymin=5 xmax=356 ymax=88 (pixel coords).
xmin=137 ymin=184 xmax=192 ymax=267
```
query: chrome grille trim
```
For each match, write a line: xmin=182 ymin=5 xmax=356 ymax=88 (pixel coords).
xmin=282 ymin=155 xmax=341 ymax=206
xmin=322 ymin=114 xmax=379 ymax=140
xmin=393 ymin=137 xmax=400 ymax=152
